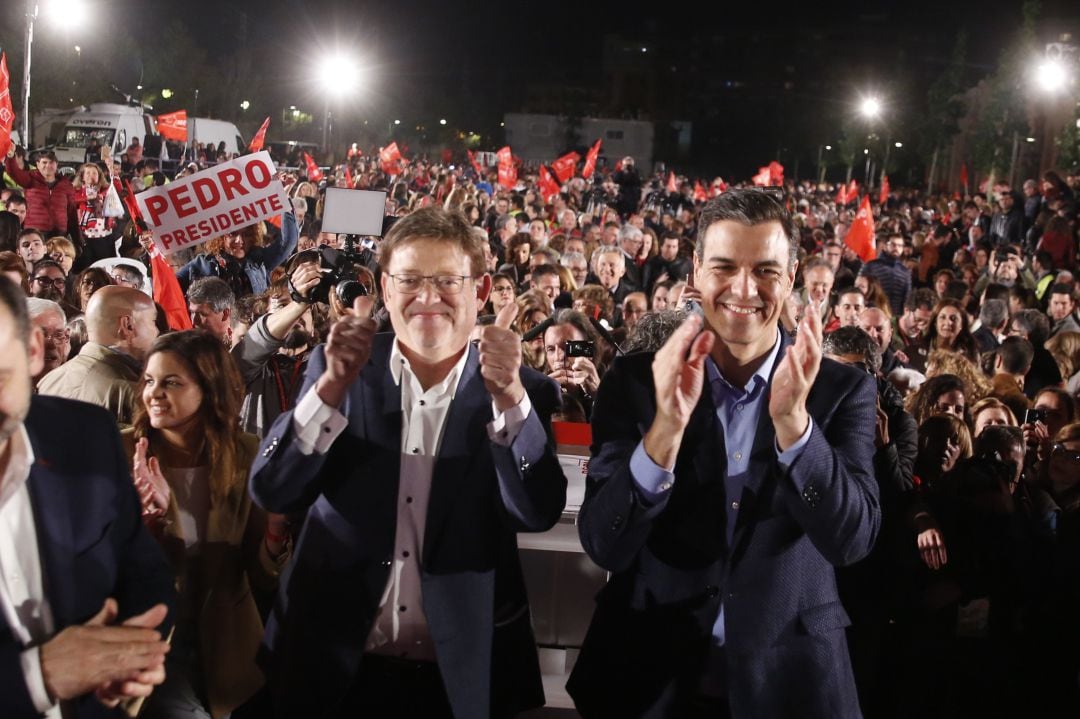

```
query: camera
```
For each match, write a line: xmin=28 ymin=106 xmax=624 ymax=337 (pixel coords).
xmin=994 ymin=250 xmax=1011 ymax=264
xmin=1024 ymin=408 xmax=1047 ymax=425
xmin=288 ymin=245 xmax=374 ymax=307
xmin=565 ymin=340 xmax=595 ymax=358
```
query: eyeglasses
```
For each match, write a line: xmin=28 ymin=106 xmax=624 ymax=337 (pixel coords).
xmin=1050 ymin=444 xmax=1080 ymax=463
xmin=41 ymin=328 xmax=70 ymax=343
xmin=33 ymin=276 xmax=66 ymax=289
xmin=388 ymin=273 xmax=474 ymax=295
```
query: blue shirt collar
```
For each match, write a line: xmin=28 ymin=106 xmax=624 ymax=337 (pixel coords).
xmin=706 ymin=326 xmax=783 ymax=396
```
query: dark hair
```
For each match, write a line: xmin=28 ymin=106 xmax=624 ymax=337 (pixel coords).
xmin=695 ymin=188 xmax=799 ymax=268
xmin=0 ymin=275 xmax=31 ymax=343
xmin=974 ymin=424 xmax=1024 ymax=460
xmin=997 ymin=336 xmax=1034 ymax=375
xmin=1049 ymin=283 xmax=1075 ymax=301
xmin=624 ymin=309 xmax=689 ymax=353
xmin=1035 ymin=387 xmax=1077 ymax=425
xmin=822 ymin=326 xmax=881 ymax=373
xmin=0 ymin=211 xmax=20 ymax=252
xmin=905 ymin=287 xmax=937 ymax=312
xmin=531 ymin=263 xmax=560 ymax=281
xmin=983 ymin=283 xmax=1009 ymax=303
xmin=31 ymin=259 xmax=66 ymax=278
xmin=906 ymin=373 xmax=970 ymax=426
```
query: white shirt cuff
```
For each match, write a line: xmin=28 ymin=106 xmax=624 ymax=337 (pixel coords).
xmin=487 ymin=392 xmax=533 ymax=446
xmin=22 ymin=647 xmax=55 ymax=714
xmin=291 ymin=385 xmax=349 ymax=455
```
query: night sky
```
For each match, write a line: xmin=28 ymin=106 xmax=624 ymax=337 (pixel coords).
xmin=2 ymin=0 xmax=1079 ymax=177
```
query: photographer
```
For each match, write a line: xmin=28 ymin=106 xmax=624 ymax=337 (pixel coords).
xmin=541 ymin=308 xmax=607 ymax=421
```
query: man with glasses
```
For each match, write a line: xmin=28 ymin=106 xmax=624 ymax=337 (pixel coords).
xmin=251 ymin=207 xmax=567 ymax=719
xmin=29 ymin=261 xmax=68 ymax=306
xmin=108 ymin=263 xmax=145 ymax=290
xmin=26 ymin=298 xmax=70 ymax=385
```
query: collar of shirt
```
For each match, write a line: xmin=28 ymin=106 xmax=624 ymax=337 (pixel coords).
xmin=389 ymin=338 xmax=470 ymax=403
xmin=0 ymin=424 xmax=36 ymax=510
xmin=705 ymin=326 xmax=783 ymax=406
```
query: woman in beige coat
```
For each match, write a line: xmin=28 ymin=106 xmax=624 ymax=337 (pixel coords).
xmin=123 ymin=329 xmax=289 ymax=719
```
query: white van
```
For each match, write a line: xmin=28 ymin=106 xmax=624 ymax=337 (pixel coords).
xmin=188 ymin=117 xmax=246 ymax=158
xmin=54 ymin=103 xmax=156 ymax=166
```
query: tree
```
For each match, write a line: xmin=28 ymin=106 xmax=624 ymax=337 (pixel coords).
xmin=920 ymin=29 xmax=968 ymax=190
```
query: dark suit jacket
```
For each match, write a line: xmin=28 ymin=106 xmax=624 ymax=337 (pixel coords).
xmin=567 ymin=331 xmax=880 ymax=719
xmin=249 ymin=334 xmax=567 ymax=719
xmin=0 ymin=396 xmax=175 ymax=719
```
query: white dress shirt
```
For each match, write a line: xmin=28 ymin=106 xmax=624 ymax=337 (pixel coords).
xmin=292 ymin=340 xmax=531 ymax=660
xmin=0 ymin=424 xmax=60 ymax=717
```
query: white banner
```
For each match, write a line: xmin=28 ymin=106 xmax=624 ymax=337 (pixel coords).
xmin=136 ymin=151 xmax=289 ymax=255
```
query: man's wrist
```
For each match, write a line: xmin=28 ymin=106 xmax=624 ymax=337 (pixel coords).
xmin=492 ymin=382 xmax=525 ymax=413
xmin=315 ymin=373 xmax=349 ymax=408
xmin=775 ymin=410 xmax=809 ymax=451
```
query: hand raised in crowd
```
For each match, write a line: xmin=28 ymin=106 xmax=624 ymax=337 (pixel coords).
xmin=317 ymin=295 xmax=376 ymax=407
xmin=289 ymin=261 xmax=322 ymax=303
xmin=479 ymin=301 xmax=526 ymax=412
xmin=40 ymin=598 xmax=170 ymax=704
xmin=643 ymin=314 xmax=714 ymax=469
xmin=1022 ymin=419 xmax=1050 ymax=462
xmin=549 ymin=356 xmax=600 ymax=397
xmin=770 ymin=298 xmax=824 ymax=450
xmin=133 ymin=437 xmax=169 ymax=523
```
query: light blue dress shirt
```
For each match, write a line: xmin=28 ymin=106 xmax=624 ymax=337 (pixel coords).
xmin=629 ymin=328 xmax=812 ymax=645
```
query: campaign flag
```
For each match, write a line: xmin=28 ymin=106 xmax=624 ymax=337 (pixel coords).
xmin=496 ymin=146 xmax=516 ymax=189
xmin=666 ymin=171 xmax=678 ymax=193
xmin=835 ymin=183 xmax=847 ymax=206
xmin=879 ymin=175 xmax=890 ymax=206
xmin=837 ymin=179 xmax=858 ymax=205
xmin=845 ymin=195 xmax=876 ymax=262
xmin=552 ymin=152 xmax=580 ymax=183
xmin=959 ymin=164 xmax=969 ymax=190
xmin=379 ymin=142 xmax=403 ymax=175
xmin=751 ymin=167 xmax=771 ymax=187
xmin=467 ymin=150 xmax=483 ymax=175
xmin=156 ymin=110 xmax=188 ymax=142
xmin=582 ymin=139 xmax=602 ymax=179
xmin=768 ymin=160 xmax=784 ymax=186
xmin=136 ymin=151 xmax=290 ymax=256
xmin=247 ymin=116 xmax=270 ymax=153
xmin=0 ymin=53 xmax=13 ymax=160
xmin=343 ymin=164 xmax=354 ymax=188
xmin=122 ymin=179 xmax=191 ymax=330
xmin=496 ymin=146 xmax=513 ymax=167
xmin=304 ymin=152 xmax=324 ymax=182
xmin=539 ymin=165 xmax=560 ymax=203
xmin=693 ymin=181 xmax=708 ymax=202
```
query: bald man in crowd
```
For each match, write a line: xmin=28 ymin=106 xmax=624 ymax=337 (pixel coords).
xmin=37 ymin=287 xmax=159 ymax=425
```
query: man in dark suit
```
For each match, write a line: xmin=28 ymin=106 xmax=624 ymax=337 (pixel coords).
xmin=250 ymin=207 xmax=567 ymax=719
xmin=567 ymin=190 xmax=880 ymax=718
xmin=0 ymin=277 xmax=175 ymax=718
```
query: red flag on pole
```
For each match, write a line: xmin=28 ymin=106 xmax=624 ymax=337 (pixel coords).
xmin=379 ymin=142 xmax=403 ymax=175
xmin=693 ymin=181 xmax=708 ymax=202
xmin=248 ymin=116 xmax=270 ymax=153
xmin=835 ymin=183 xmax=847 ymax=206
xmin=466 ymin=150 xmax=483 ymax=176
xmin=666 ymin=172 xmax=678 ymax=193
xmin=752 ymin=167 xmax=771 ymax=187
xmin=844 ymin=196 xmax=877 ymax=262
xmin=582 ymin=139 xmax=602 ymax=179
xmin=156 ymin=110 xmax=188 ymax=142
xmin=847 ymin=179 xmax=858 ymax=204
xmin=879 ymin=175 xmax=890 ymax=206
xmin=538 ymin=165 xmax=560 ymax=203
xmin=959 ymin=164 xmax=969 ymax=191
xmin=344 ymin=164 xmax=354 ymax=188
xmin=552 ymin=152 xmax=580 ymax=183
xmin=767 ymin=161 xmax=784 ymax=186
xmin=303 ymin=152 xmax=324 ymax=182
xmin=0 ymin=53 xmax=14 ymax=160
xmin=122 ymin=179 xmax=191 ymax=330
xmin=496 ymin=146 xmax=516 ymax=189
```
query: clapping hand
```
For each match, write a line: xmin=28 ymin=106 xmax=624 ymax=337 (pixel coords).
xmin=133 ymin=437 xmax=169 ymax=523
xmin=770 ymin=298 xmax=823 ymax=449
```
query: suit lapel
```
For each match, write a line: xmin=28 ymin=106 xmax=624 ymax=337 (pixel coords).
xmin=423 ymin=346 xmax=488 ymax=561
xmin=25 ymin=460 xmax=76 ymax=629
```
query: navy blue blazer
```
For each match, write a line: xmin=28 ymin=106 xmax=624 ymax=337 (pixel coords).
xmin=0 ymin=396 xmax=176 ymax=719
xmin=567 ymin=331 xmax=880 ymax=719
xmin=249 ymin=333 xmax=567 ymax=719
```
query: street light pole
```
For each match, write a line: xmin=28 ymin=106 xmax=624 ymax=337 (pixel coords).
xmin=322 ymin=97 xmax=330 ymax=154
xmin=22 ymin=0 xmax=38 ymax=146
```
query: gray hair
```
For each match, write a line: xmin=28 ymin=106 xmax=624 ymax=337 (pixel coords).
xmin=822 ymin=326 xmax=881 ymax=373
xmin=592 ymin=246 xmax=625 ymax=272
xmin=26 ymin=297 xmax=66 ymax=324
xmin=186 ymin=277 xmax=235 ymax=313
xmin=560 ymin=251 xmax=587 ymax=268
xmin=618 ymin=224 xmax=643 ymax=244
xmin=978 ymin=298 xmax=1008 ymax=330
xmin=624 ymin=309 xmax=689 ymax=353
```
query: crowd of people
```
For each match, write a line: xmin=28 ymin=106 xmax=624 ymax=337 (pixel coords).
xmin=1 ymin=132 xmax=1079 ymax=719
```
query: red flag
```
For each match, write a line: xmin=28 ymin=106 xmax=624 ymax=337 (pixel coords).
xmin=538 ymin=165 xmax=560 ymax=203
xmin=752 ymin=167 xmax=771 ymax=187
xmin=693 ymin=181 xmax=708 ymax=202
xmin=959 ymin=164 xmax=969 ymax=190
xmin=0 ymin=53 xmax=13 ymax=160
xmin=303 ymin=152 xmax=324 ymax=182
xmin=247 ymin=116 xmax=270 ymax=153
xmin=466 ymin=150 xmax=483 ymax=176
xmin=379 ymin=142 xmax=403 ymax=175
xmin=847 ymin=179 xmax=858 ymax=203
xmin=441 ymin=148 xmax=453 ymax=165
xmin=156 ymin=110 xmax=188 ymax=142
xmin=844 ymin=196 xmax=876 ymax=262
xmin=344 ymin=164 xmax=354 ymax=188
xmin=122 ymin=179 xmax=191 ymax=330
xmin=496 ymin=146 xmax=516 ymax=189
xmin=835 ymin=184 xmax=847 ymax=206
xmin=666 ymin=172 xmax=678 ymax=193
xmin=582 ymin=139 xmax=602 ymax=179
xmin=879 ymin=175 xmax=890 ymax=206
xmin=552 ymin=152 xmax=580 ymax=183
xmin=767 ymin=160 xmax=784 ymax=186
